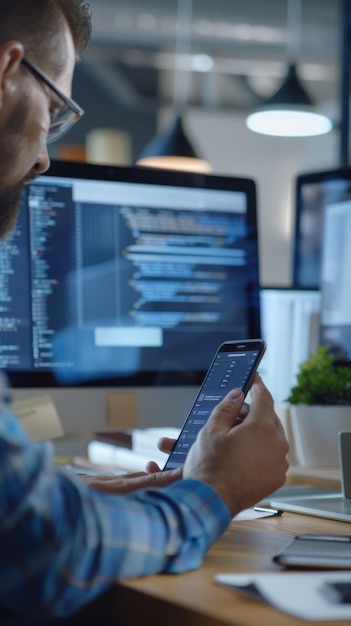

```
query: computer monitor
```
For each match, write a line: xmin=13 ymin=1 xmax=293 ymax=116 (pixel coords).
xmin=1 ymin=159 xmax=260 ymax=431
xmin=320 ymin=193 xmax=351 ymax=363
xmin=293 ymin=167 xmax=351 ymax=289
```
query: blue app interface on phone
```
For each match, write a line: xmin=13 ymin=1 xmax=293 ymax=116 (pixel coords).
xmin=164 ymin=347 xmax=260 ymax=469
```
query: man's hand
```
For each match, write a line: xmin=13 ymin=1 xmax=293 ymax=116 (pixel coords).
xmin=183 ymin=374 xmax=289 ymax=517
xmin=145 ymin=436 xmax=177 ymax=473
xmin=81 ymin=437 xmax=181 ymax=494
xmin=80 ymin=466 xmax=182 ymax=494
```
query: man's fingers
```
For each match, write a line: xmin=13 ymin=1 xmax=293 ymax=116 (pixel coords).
xmin=145 ymin=460 xmax=162 ymax=473
xmin=84 ymin=466 xmax=182 ymax=494
xmin=248 ymin=374 xmax=274 ymax=413
xmin=250 ymin=373 xmax=271 ymax=400
xmin=205 ymin=388 xmax=245 ymax=432
xmin=157 ymin=437 xmax=177 ymax=455
xmin=143 ymin=466 xmax=182 ymax=485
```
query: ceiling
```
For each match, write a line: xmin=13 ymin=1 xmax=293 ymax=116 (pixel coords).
xmin=82 ymin=0 xmax=342 ymax=117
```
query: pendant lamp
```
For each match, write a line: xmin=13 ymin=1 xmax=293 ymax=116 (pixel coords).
xmin=137 ymin=0 xmax=212 ymax=172
xmin=137 ymin=115 xmax=212 ymax=172
xmin=246 ymin=0 xmax=333 ymax=137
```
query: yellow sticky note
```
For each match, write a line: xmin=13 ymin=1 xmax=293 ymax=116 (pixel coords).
xmin=12 ymin=396 xmax=64 ymax=441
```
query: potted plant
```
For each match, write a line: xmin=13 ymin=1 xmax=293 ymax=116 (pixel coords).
xmin=286 ymin=345 xmax=351 ymax=468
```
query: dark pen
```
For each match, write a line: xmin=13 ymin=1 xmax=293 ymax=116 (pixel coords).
xmin=253 ymin=506 xmax=283 ymax=516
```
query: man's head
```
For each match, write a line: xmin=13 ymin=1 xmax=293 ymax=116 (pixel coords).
xmin=0 ymin=1 xmax=92 ymax=72
xmin=0 ymin=0 xmax=92 ymax=239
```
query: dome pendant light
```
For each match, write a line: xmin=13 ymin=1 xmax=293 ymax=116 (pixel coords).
xmin=137 ymin=115 xmax=212 ymax=172
xmin=137 ymin=0 xmax=212 ymax=172
xmin=246 ymin=0 xmax=333 ymax=137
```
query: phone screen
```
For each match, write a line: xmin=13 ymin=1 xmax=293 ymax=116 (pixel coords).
xmin=163 ymin=339 xmax=266 ymax=470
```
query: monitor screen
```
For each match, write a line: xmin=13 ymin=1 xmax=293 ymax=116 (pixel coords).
xmin=1 ymin=159 xmax=260 ymax=390
xmin=320 ymin=195 xmax=351 ymax=363
xmin=293 ymin=167 xmax=351 ymax=289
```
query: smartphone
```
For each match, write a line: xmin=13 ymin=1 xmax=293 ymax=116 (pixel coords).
xmin=163 ymin=339 xmax=266 ymax=471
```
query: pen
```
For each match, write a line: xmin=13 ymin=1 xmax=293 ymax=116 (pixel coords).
xmin=253 ymin=506 xmax=283 ymax=516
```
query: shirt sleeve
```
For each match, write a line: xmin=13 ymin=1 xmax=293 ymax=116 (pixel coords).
xmin=0 ymin=375 xmax=230 ymax=618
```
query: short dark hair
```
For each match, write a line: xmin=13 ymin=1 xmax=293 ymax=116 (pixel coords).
xmin=55 ymin=0 xmax=92 ymax=54
xmin=0 ymin=0 xmax=92 ymax=70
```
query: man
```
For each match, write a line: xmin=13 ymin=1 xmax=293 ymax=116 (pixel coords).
xmin=0 ymin=0 xmax=289 ymax=622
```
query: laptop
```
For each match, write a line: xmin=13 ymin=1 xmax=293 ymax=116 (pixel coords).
xmin=269 ymin=432 xmax=351 ymax=523
xmin=269 ymin=493 xmax=351 ymax=524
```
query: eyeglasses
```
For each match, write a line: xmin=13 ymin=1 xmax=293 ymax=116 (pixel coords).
xmin=21 ymin=58 xmax=84 ymax=144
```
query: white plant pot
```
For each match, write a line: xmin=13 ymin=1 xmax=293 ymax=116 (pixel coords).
xmin=289 ymin=405 xmax=351 ymax=468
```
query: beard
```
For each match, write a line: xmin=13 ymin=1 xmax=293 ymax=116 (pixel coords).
xmin=0 ymin=97 xmax=31 ymax=240
xmin=0 ymin=182 xmax=25 ymax=240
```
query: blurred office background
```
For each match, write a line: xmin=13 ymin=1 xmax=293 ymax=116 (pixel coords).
xmin=35 ymin=0 xmax=351 ymax=416
xmin=51 ymin=0 xmax=344 ymax=289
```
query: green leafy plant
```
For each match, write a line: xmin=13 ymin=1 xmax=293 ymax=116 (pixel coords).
xmin=286 ymin=345 xmax=351 ymax=405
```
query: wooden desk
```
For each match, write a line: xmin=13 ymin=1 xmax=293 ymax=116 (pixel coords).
xmin=79 ymin=510 xmax=351 ymax=625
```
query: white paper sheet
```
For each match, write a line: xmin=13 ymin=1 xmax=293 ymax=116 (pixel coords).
xmin=215 ymin=571 xmax=351 ymax=621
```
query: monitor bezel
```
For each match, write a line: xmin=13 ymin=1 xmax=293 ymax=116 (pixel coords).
xmin=7 ymin=159 xmax=261 ymax=388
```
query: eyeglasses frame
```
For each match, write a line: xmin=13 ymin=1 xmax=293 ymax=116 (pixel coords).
xmin=21 ymin=57 xmax=84 ymax=143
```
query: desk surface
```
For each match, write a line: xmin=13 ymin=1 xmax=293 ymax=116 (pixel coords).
xmin=80 ymin=510 xmax=351 ymax=626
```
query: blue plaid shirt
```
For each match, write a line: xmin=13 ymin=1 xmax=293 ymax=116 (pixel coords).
xmin=0 ymin=374 xmax=230 ymax=618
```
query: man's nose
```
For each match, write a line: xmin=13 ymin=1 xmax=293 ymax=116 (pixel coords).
xmin=33 ymin=144 xmax=50 ymax=176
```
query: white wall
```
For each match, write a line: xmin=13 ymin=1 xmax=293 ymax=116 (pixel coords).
xmin=162 ymin=109 xmax=339 ymax=286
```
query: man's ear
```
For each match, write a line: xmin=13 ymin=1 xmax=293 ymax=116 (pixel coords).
xmin=0 ymin=41 xmax=25 ymax=103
